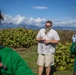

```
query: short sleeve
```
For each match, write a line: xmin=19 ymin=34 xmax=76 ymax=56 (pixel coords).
xmin=53 ymin=31 xmax=60 ymax=41
xmin=36 ymin=30 xmax=41 ymax=38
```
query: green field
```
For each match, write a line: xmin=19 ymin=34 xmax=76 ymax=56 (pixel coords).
xmin=0 ymin=28 xmax=76 ymax=75
xmin=16 ymin=45 xmax=73 ymax=75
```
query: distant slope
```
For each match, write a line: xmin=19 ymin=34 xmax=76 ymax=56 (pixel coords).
xmin=0 ymin=23 xmax=76 ymax=30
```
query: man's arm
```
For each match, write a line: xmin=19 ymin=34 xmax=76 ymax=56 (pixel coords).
xmin=36 ymin=38 xmax=44 ymax=42
xmin=43 ymin=40 xmax=60 ymax=44
xmin=48 ymin=40 xmax=59 ymax=44
xmin=36 ymin=38 xmax=59 ymax=44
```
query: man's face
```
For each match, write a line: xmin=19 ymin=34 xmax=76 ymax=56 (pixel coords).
xmin=45 ymin=23 xmax=52 ymax=30
xmin=45 ymin=23 xmax=52 ymax=27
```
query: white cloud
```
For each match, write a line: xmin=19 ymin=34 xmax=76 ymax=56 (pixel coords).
xmin=53 ymin=19 xmax=76 ymax=27
xmin=25 ymin=17 xmax=46 ymax=26
xmin=12 ymin=15 xmax=25 ymax=25
xmin=33 ymin=6 xmax=48 ymax=9
xmin=3 ymin=14 xmax=46 ymax=27
xmin=3 ymin=14 xmax=76 ymax=27
xmin=3 ymin=14 xmax=13 ymax=23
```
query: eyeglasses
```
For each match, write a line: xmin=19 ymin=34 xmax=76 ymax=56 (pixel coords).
xmin=45 ymin=25 xmax=51 ymax=27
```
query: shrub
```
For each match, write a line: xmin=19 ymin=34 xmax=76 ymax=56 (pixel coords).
xmin=55 ymin=42 xmax=74 ymax=71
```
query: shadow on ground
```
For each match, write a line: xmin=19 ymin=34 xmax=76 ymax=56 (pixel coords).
xmin=42 ymin=66 xmax=56 ymax=75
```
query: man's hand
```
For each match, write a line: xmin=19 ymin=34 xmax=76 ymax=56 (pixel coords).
xmin=44 ymin=40 xmax=59 ymax=44
xmin=36 ymin=38 xmax=59 ymax=44
xmin=36 ymin=38 xmax=44 ymax=42
xmin=43 ymin=40 xmax=50 ymax=44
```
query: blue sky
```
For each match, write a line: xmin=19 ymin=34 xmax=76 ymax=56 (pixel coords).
xmin=0 ymin=0 xmax=76 ymax=27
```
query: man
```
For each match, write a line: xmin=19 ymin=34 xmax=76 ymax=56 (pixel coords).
xmin=70 ymin=35 xmax=76 ymax=75
xmin=36 ymin=20 xmax=60 ymax=75
xmin=0 ymin=46 xmax=34 ymax=75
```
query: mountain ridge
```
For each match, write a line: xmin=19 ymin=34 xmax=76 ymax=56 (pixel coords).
xmin=0 ymin=23 xmax=76 ymax=30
